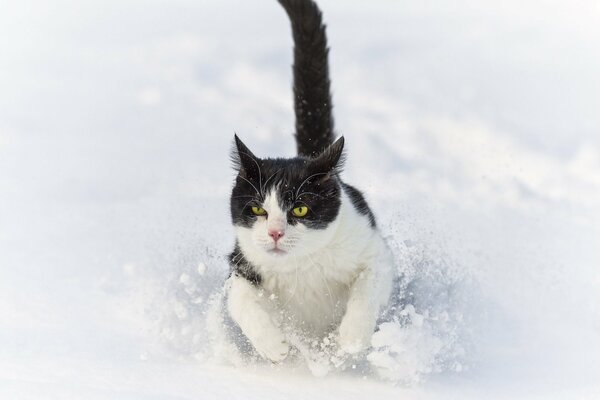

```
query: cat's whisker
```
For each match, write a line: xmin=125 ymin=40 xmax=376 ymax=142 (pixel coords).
xmin=295 ymin=172 xmax=329 ymax=199
xmin=231 ymin=252 xmax=244 ymax=264
xmin=297 ymin=191 xmax=324 ymax=199
xmin=263 ymin=168 xmax=284 ymax=191
xmin=237 ymin=175 xmax=261 ymax=197
xmin=281 ymin=253 xmax=300 ymax=309
xmin=231 ymin=252 xmax=248 ymax=271
xmin=240 ymin=199 xmax=258 ymax=213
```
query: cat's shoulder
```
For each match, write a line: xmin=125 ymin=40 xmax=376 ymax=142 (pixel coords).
xmin=340 ymin=181 xmax=376 ymax=228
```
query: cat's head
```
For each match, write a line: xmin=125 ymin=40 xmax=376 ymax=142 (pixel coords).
xmin=230 ymin=135 xmax=345 ymax=263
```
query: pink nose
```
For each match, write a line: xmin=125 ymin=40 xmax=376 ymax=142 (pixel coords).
xmin=268 ymin=230 xmax=285 ymax=242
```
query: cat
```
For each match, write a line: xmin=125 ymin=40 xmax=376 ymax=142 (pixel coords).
xmin=226 ymin=0 xmax=393 ymax=362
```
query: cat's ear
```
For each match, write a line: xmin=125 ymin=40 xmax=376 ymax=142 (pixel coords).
xmin=310 ymin=136 xmax=345 ymax=175
xmin=231 ymin=134 xmax=260 ymax=176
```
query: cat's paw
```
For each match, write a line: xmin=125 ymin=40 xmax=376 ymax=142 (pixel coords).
xmin=252 ymin=330 xmax=290 ymax=363
xmin=338 ymin=314 xmax=374 ymax=354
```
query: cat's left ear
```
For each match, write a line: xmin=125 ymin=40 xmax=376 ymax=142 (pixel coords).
xmin=231 ymin=134 xmax=260 ymax=176
xmin=310 ymin=136 xmax=345 ymax=174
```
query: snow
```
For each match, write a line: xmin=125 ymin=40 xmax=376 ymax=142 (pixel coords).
xmin=1 ymin=0 xmax=600 ymax=398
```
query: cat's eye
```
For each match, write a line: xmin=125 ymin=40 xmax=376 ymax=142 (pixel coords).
xmin=292 ymin=206 xmax=308 ymax=217
xmin=251 ymin=206 xmax=267 ymax=216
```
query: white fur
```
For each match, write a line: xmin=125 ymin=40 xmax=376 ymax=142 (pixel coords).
xmin=227 ymin=187 xmax=393 ymax=361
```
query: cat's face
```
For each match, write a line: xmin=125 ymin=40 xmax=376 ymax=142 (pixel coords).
xmin=230 ymin=135 xmax=345 ymax=263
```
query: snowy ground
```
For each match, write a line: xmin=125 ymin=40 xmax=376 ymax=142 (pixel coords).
xmin=1 ymin=0 xmax=600 ymax=398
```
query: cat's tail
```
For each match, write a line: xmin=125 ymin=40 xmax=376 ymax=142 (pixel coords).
xmin=278 ymin=0 xmax=335 ymax=158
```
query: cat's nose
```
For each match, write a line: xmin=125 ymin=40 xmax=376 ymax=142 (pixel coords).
xmin=268 ymin=229 xmax=285 ymax=242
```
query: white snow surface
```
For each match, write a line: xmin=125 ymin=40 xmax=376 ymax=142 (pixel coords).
xmin=2 ymin=0 xmax=600 ymax=398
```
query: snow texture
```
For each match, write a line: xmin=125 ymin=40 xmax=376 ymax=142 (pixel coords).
xmin=1 ymin=0 xmax=600 ymax=398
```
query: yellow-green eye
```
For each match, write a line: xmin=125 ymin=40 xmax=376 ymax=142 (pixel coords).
xmin=292 ymin=206 xmax=308 ymax=217
xmin=251 ymin=206 xmax=267 ymax=216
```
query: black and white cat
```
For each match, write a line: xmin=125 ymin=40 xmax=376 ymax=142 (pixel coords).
xmin=226 ymin=0 xmax=393 ymax=362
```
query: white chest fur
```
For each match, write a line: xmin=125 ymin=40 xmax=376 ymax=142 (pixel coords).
xmin=234 ymin=192 xmax=391 ymax=338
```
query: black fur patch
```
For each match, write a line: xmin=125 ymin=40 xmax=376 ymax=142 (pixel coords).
xmin=342 ymin=182 xmax=376 ymax=227
xmin=229 ymin=243 xmax=262 ymax=286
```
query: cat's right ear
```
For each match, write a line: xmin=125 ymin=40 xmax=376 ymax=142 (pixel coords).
xmin=231 ymin=134 xmax=259 ymax=176
xmin=310 ymin=136 xmax=345 ymax=174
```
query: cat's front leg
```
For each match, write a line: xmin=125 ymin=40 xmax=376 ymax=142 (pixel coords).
xmin=227 ymin=275 xmax=290 ymax=362
xmin=337 ymin=268 xmax=378 ymax=354
xmin=338 ymin=260 xmax=392 ymax=354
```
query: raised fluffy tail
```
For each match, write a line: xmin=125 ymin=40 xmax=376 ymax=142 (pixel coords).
xmin=278 ymin=0 xmax=335 ymax=158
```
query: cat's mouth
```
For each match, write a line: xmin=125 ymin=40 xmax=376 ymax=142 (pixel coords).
xmin=268 ymin=248 xmax=287 ymax=256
